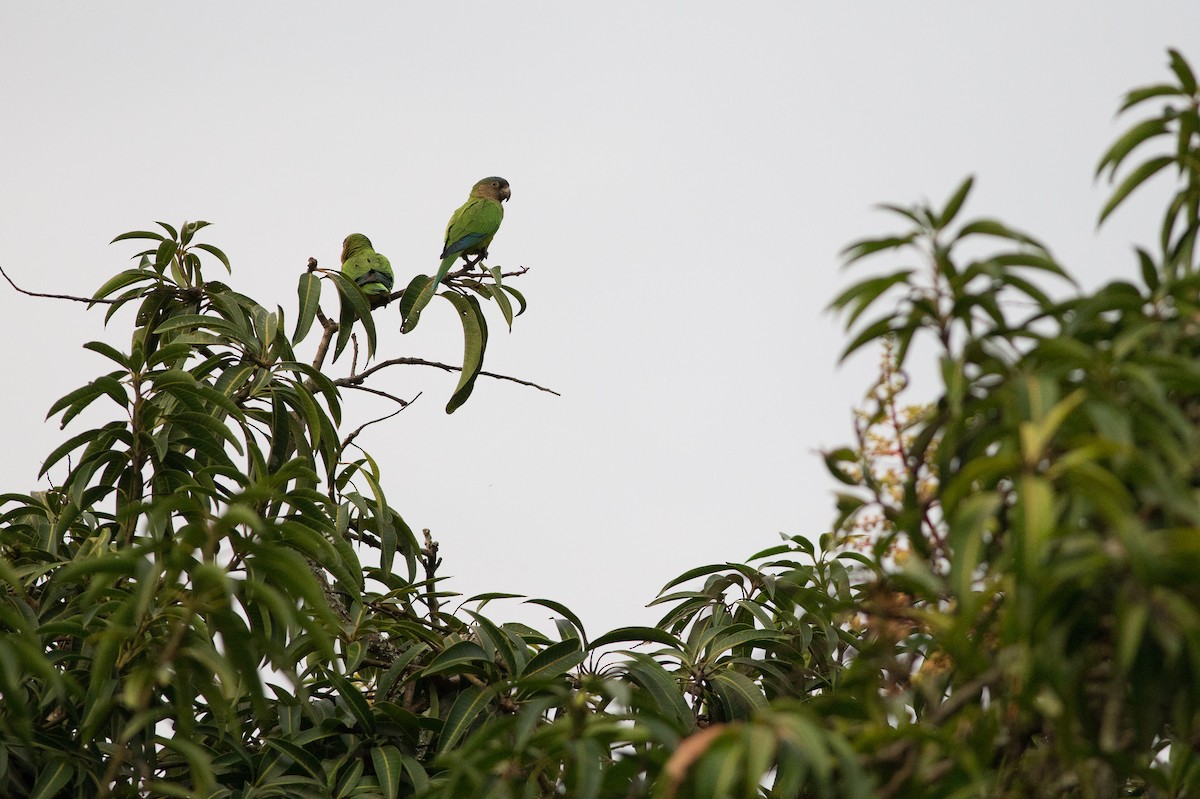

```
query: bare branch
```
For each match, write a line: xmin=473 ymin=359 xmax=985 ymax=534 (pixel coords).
xmin=446 ymin=263 xmax=530 ymax=281
xmin=0 ymin=261 xmax=119 ymax=304
xmin=477 ymin=368 xmax=560 ymax=396
xmin=380 ymin=264 xmax=529 ymax=305
xmin=341 ymin=383 xmax=417 ymax=406
xmin=337 ymin=356 xmax=560 ymax=396
xmin=339 ymin=395 xmax=416 ymax=452
xmin=421 ymin=529 xmax=444 ymax=628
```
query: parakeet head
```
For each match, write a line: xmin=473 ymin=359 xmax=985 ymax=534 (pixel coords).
xmin=471 ymin=177 xmax=511 ymax=203
xmin=341 ymin=233 xmax=373 ymax=262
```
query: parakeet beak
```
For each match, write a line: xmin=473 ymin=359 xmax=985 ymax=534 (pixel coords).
xmin=501 ymin=185 xmax=512 ymax=201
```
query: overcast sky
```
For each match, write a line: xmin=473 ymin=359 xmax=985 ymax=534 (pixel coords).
xmin=2 ymin=4 xmax=1196 ymax=635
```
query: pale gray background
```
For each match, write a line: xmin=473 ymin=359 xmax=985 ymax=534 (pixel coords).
xmin=2 ymin=4 xmax=1194 ymax=635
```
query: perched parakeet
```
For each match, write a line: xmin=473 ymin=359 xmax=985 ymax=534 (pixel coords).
xmin=340 ymin=233 xmax=394 ymax=307
xmin=434 ymin=176 xmax=511 ymax=286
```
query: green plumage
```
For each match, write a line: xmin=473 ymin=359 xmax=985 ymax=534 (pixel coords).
xmin=434 ymin=176 xmax=511 ymax=286
xmin=340 ymin=233 xmax=394 ymax=307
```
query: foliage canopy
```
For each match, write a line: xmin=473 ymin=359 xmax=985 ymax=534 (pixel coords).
xmin=3 ymin=48 xmax=1200 ymax=799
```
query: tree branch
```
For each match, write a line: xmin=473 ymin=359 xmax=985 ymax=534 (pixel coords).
xmin=337 ymin=356 xmax=560 ymax=396
xmin=379 ymin=265 xmax=530 ymax=305
xmin=0 ymin=261 xmax=118 ymax=304
xmin=422 ymin=529 xmax=443 ymax=628
xmin=338 ymin=392 xmax=418 ymax=452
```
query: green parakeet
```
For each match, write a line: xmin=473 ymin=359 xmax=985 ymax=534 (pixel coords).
xmin=434 ymin=176 xmax=511 ymax=286
xmin=340 ymin=233 xmax=394 ymax=307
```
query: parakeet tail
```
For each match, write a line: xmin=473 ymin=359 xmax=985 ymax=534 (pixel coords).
xmin=433 ymin=253 xmax=457 ymax=287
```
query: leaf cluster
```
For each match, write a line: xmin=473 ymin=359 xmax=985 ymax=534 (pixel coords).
xmin=3 ymin=48 xmax=1200 ymax=799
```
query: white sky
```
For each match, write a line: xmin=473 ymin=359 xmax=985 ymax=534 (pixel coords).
xmin=2 ymin=4 xmax=1196 ymax=635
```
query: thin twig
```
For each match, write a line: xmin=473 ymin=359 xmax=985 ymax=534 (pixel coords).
xmin=381 ymin=265 xmax=529 ymax=305
xmin=337 ymin=356 xmax=560 ymax=396
xmin=341 ymin=384 xmax=417 ymax=406
xmin=446 ymin=263 xmax=530 ymax=281
xmin=338 ymin=394 xmax=417 ymax=452
xmin=0 ymin=261 xmax=119 ymax=304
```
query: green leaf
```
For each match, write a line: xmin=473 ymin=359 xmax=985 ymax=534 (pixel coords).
xmin=91 ymin=268 xmax=157 ymax=302
xmin=839 ymin=314 xmax=896 ymax=361
xmin=152 ymin=313 xmax=243 ymax=338
xmin=46 ymin=375 xmax=128 ymax=423
xmin=193 ymin=242 xmax=232 ymax=272
xmin=467 ymin=610 xmax=524 ymax=675
xmin=111 ymin=229 xmax=166 ymax=244
xmin=442 ymin=292 xmax=488 ymax=414
xmin=398 ymin=753 xmax=429 ymax=792
xmin=399 ymin=273 xmax=436 ymax=333
xmin=710 ymin=669 xmax=767 ymax=720
xmin=623 ymin=652 xmax=693 ymax=728
xmin=1119 ymin=83 xmax=1185 ymax=112
xmin=421 ymin=640 xmax=490 ymax=677
xmin=947 ymin=492 xmax=1001 ymax=600
xmin=519 ymin=638 xmax=585 ymax=682
xmin=659 ymin=563 xmax=737 ymax=594
xmin=82 ymin=340 xmax=132 ymax=368
xmin=822 ymin=447 xmax=860 ymax=486
xmin=1017 ymin=475 xmax=1056 ymax=576
xmin=293 ymin=271 xmax=322 ymax=344
xmin=703 ymin=628 xmax=788 ymax=660
xmin=40 ymin=426 xmax=110 ymax=475
xmin=937 ymin=175 xmax=974 ymax=228
xmin=371 ymin=745 xmax=404 ymax=799
xmin=484 ymin=282 xmax=515 ymax=330
xmin=828 ymin=271 xmax=913 ymax=327
xmin=1098 ymin=155 xmax=1174 ymax=224
xmin=438 ymin=683 xmax=497 ymax=751
xmin=589 ymin=626 xmax=684 ymax=651
xmin=29 ymin=757 xmax=73 ymax=799
xmin=328 ymin=270 xmax=377 ymax=359
xmin=524 ymin=597 xmax=589 ymax=645
xmin=328 ymin=669 xmax=375 ymax=733
xmin=263 ymin=738 xmax=323 ymax=778
xmin=840 ymin=234 xmax=917 ymax=265
xmin=956 ymin=218 xmax=1040 ymax=246
xmin=502 ymin=284 xmax=528 ymax=317
xmin=1096 ymin=117 xmax=1170 ymax=179
xmin=1167 ymin=48 xmax=1197 ymax=94
xmin=156 ymin=239 xmax=179 ymax=272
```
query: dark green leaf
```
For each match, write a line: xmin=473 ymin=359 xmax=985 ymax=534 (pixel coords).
xmin=442 ymin=292 xmax=488 ymax=414
xmin=520 ymin=638 xmax=584 ymax=682
xmin=937 ymin=175 xmax=974 ymax=228
xmin=293 ymin=271 xmax=321 ymax=344
xmin=1099 ymin=155 xmax=1174 ymax=224
xmin=438 ymin=683 xmax=497 ymax=752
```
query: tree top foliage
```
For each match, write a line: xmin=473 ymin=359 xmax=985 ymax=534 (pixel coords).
xmin=2 ymin=48 xmax=1200 ymax=799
